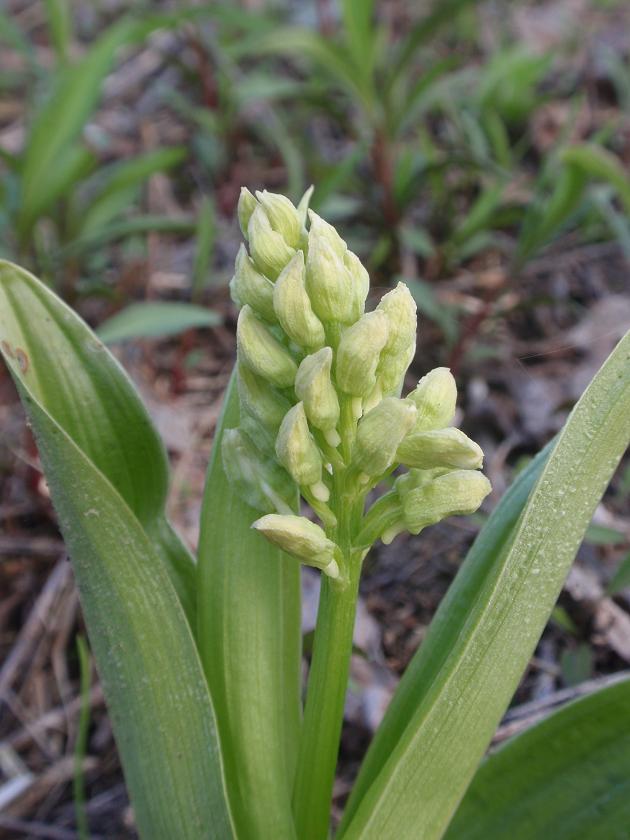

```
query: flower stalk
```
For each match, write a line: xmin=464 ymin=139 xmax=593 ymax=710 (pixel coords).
xmin=221 ymin=186 xmax=492 ymax=837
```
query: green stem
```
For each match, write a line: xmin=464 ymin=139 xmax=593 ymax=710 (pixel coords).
xmin=292 ymin=552 xmax=362 ymax=839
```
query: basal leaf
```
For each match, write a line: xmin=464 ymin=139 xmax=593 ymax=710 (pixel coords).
xmin=197 ymin=376 xmax=301 ymax=839
xmin=11 ymin=388 xmax=233 ymax=839
xmin=446 ymin=678 xmax=630 ymax=839
xmin=0 ymin=262 xmax=233 ymax=838
xmin=341 ymin=331 xmax=630 ymax=839
xmin=0 ymin=261 xmax=195 ymax=621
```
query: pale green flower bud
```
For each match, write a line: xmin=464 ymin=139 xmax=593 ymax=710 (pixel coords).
xmin=238 ymin=187 xmax=257 ymax=238
xmin=377 ymin=282 xmax=417 ymax=357
xmin=406 ymin=367 xmax=457 ymax=432
xmin=354 ymin=397 xmax=417 ymax=480
xmin=397 ymin=427 xmax=484 ymax=470
xmin=375 ymin=282 xmax=417 ymax=396
xmin=230 ymin=245 xmax=276 ymax=323
xmin=378 ymin=342 xmax=416 ymax=398
xmin=237 ymin=364 xmax=290 ymax=433
xmin=308 ymin=210 xmax=347 ymax=257
xmin=237 ymin=305 xmax=297 ymax=388
xmin=394 ymin=467 xmax=450 ymax=498
xmin=273 ymin=252 xmax=325 ymax=349
xmin=256 ymin=190 xmax=302 ymax=249
xmin=295 ymin=347 xmax=340 ymax=446
xmin=253 ymin=514 xmax=339 ymax=578
xmin=344 ymin=249 xmax=370 ymax=322
xmin=248 ymin=205 xmax=296 ymax=279
xmin=275 ymin=402 xmax=329 ymax=502
xmin=222 ymin=428 xmax=295 ymax=514
xmin=305 ymin=223 xmax=355 ymax=324
xmin=402 ymin=470 xmax=491 ymax=534
xmin=336 ymin=310 xmax=389 ymax=398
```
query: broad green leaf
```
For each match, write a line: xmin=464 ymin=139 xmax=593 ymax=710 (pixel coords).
xmin=0 ymin=265 xmax=233 ymax=838
xmin=97 ymin=301 xmax=221 ymax=344
xmin=197 ymin=376 xmax=301 ymax=840
xmin=342 ymin=330 xmax=630 ymax=839
xmin=445 ymin=678 xmax=630 ymax=839
xmin=76 ymin=147 xmax=186 ymax=237
xmin=342 ymin=442 xmax=553 ymax=829
xmin=0 ymin=261 xmax=196 ymax=621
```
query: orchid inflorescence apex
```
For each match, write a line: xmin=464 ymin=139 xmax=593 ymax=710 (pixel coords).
xmin=223 ymin=187 xmax=491 ymax=582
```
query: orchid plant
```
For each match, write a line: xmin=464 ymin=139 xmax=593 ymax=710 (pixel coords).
xmin=0 ymin=190 xmax=629 ymax=839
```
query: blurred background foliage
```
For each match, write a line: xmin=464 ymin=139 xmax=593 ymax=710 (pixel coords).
xmin=1 ymin=0 xmax=629 ymax=352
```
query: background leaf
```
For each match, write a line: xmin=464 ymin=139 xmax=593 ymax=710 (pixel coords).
xmin=196 ymin=376 xmax=301 ymax=840
xmin=445 ymin=678 xmax=630 ymax=839
xmin=97 ymin=301 xmax=222 ymax=343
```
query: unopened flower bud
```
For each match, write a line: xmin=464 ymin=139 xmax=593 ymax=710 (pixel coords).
xmin=237 ymin=364 xmax=290 ymax=433
xmin=222 ymin=428 xmax=295 ymax=514
xmin=397 ymin=427 xmax=484 ymax=470
xmin=344 ymin=249 xmax=370 ymax=322
xmin=248 ymin=205 xmax=296 ymax=279
xmin=273 ymin=252 xmax=325 ymax=349
xmin=230 ymin=245 xmax=276 ymax=323
xmin=237 ymin=305 xmax=297 ymax=388
xmin=354 ymin=397 xmax=417 ymax=479
xmin=377 ymin=282 xmax=417 ymax=357
xmin=256 ymin=190 xmax=302 ymax=249
xmin=336 ymin=310 xmax=389 ymax=397
xmin=305 ymin=222 xmax=355 ymax=324
xmin=295 ymin=347 xmax=340 ymax=446
xmin=394 ymin=467 xmax=450 ymax=498
xmin=275 ymin=402 xmax=329 ymax=501
xmin=238 ymin=187 xmax=258 ymax=238
xmin=308 ymin=210 xmax=347 ymax=257
xmin=402 ymin=470 xmax=491 ymax=534
xmin=378 ymin=342 xmax=416 ymax=397
xmin=253 ymin=514 xmax=339 ymax=578
xmin=406 ymin=367 xmax=457 ymax=432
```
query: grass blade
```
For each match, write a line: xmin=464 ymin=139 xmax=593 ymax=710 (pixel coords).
xmin=341 ymin=330 xmax=630 ymax=839
xmin=97 ymin=301 xmax=221 ymax=343
xmin=445 ymin=678 xmax=630 ymax=839
xmin=197 ymin=375 xmax=301 ymax=839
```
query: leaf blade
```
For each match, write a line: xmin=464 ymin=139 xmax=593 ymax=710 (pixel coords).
xmin=197 ymin=376 xmax=301 ymax=840
xmin=0 ymin=260 xmax=196 ymax=620
xmin=445 ymin=678 xmax=630 ymax=839
xmin=341 ymin=331 xmax=630 ymax=839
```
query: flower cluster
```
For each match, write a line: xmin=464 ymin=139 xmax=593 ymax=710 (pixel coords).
xmin=223 ymin=187 xmax=490 ymax=581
